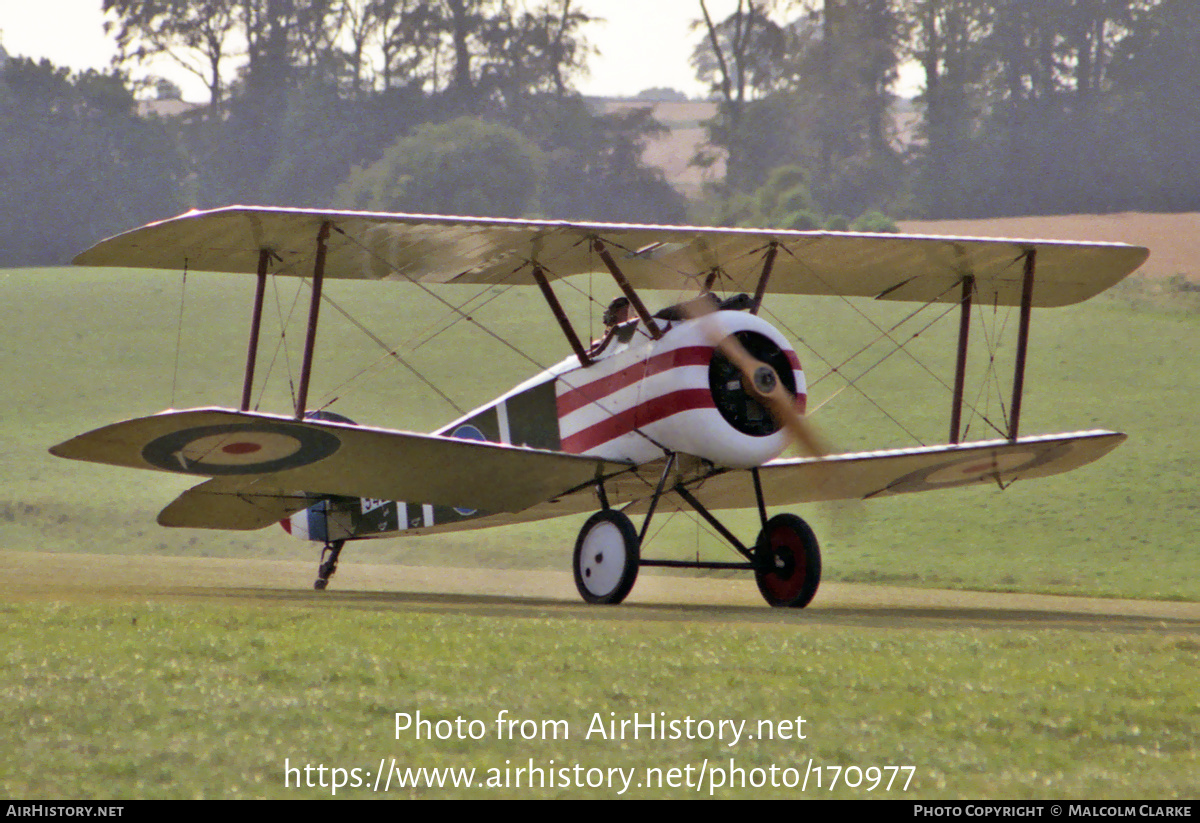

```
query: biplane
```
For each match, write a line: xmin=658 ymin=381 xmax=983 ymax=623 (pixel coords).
xmin=50 ymin=207 xmax=1148 ymax=607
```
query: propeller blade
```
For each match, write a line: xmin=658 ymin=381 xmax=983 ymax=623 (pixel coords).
xmin=681 ymin=298 xmax=827 ymax=458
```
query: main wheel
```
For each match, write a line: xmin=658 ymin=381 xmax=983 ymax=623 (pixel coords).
xmin=573 ymin=510 xmax=640 ymax=605
xmin=754 ymin=513 xmax=821 ymax=608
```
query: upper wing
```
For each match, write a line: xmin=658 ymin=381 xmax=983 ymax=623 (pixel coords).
xmin=74 ymin=206 xmax=1149 ymax=308
xmin=627 ymin=431 xmax=1126 ymax=513
xmin=50 ymin=408 xmax=630 ymax=514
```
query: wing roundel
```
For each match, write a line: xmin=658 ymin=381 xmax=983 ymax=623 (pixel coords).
xmin=51 ymin=408 xmax=632 ymax=515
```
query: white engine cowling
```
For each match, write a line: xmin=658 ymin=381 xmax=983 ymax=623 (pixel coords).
xmin=554 ymin=311 xmax=807 ymax=469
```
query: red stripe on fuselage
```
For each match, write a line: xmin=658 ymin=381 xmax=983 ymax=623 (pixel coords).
xmin=560 ymin=389 xmax=715 ymax=453
xmin=556 ymin=346 xmax=713 ymax=417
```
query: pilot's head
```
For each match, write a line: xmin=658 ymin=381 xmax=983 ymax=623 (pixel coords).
xmin=603 ymin=296 xmax=632 ymax=328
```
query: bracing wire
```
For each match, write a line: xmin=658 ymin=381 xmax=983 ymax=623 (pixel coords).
xmin=307 ymin=285 xmax=466 ymax=415
xmin=169 ymin=259 xmax=188 ymax=407
xmin=330 ymin=224 xmax=675 ymax=452
xmin=256 ymin=274 xmax=305 ymax=411
xmin=764 ymin=243 xmax=1025 ymax=445
xmin=332 ymin=226 xmax=552 ymax=375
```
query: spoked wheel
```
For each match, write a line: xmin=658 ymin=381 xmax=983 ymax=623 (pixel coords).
xmin=754 ymin=513 xmax=821 ymax=608
xmin=573 ymin=510 xmax=640 ymax=605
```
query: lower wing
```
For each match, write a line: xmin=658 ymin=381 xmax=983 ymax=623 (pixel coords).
xmin=625 ymin=430 xmax=1126 ymax=514
xmin=156 ymin=475 xmax=602 ymax=533
xmin=51 ymin=408 xmax=631 ymax=521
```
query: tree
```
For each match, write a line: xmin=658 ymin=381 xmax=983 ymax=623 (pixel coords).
xmin=105 ymin=0 xmax=241 ymax=111
xmin=1107 ymin=0 xmax=1200 ymax=211
xmin=0 ymin=59 xmax=185 ymax=265
xmin=906 ymin=0 xmax=1144 ymax=218
xmin=907 ymin=0 xmax=991 ymax=216
xmin=692 ymin=1 xmax=907 ymax=221
xmin=532 ymin=101 xmax=690 ymax=224
xmin=371 ymin=0 xmax=446 ymax=91
xmin=786 ymin=0 xmax=906 ymax=196
xmin=335 ymin=116 xmax=544 ymax=216
xmin=433 ymin=0 xmax=592 ymax=113
xmin=692 ymin=0 xmax=791 ymax=192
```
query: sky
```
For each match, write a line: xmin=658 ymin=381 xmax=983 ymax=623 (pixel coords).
xmin=0 ymin=0 xmax=741 ymax=101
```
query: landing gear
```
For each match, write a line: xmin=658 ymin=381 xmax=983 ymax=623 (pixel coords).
xmin=574 ymin=462 xmax=822 ymax=608
xmin=314 ymin=539 xmax=345 ymax=590
xmin=572 ymin=509 xmax=640 ymax=604
xmin=754 ymin=514 xmax=821 ymax=608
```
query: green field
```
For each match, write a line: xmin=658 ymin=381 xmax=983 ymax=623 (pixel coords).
xmin=2 ymin=601 xmax=1196 ymax=799
xmin=2 ymin=264 xmax=1197 ymax=799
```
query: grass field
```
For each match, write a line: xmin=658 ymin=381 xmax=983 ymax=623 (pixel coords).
xmin=1 ymin=227 xmax=1197 ymax=799
xmin=2 ymin=596 xmax=1196 ymax=799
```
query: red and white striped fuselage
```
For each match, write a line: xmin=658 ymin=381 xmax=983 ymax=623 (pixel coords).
xmin=551 ymin=311 xmax=807 ymax=468
xmin=283 ymin=311 xmax=807 ymax=541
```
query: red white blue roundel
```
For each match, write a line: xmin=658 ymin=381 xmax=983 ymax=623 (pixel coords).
xmin=885 ymin=440 xmax=1068 ymax=494
xmin=142 ymin=422 xmax=341 ymax=476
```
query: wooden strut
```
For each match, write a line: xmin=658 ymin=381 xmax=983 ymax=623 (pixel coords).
xmin=1008 ymin=250 xmax=1036 ymax=441
xmin=948 ymin=275 xmax=974 ymax=444
xmin=240 ymin=249 xmax=271 ymax=412
xmin=295 ymin=221 xmax=332 ymax=419
xmin=531 ymin=265 xmax=592 ymax=367
xmin=671 ymin=483 xmax=753 ymax=560
xmin=638 ymin=453 xmax=677 ymax=545
xmin=751 ymin=467 xmax=769 ymax=528
xmin=749 ymin=242 xmax=779 ymax=315
xmin=592 ymin=238 xmax=663 ymax=339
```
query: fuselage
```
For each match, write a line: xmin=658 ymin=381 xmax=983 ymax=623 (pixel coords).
xmin=283 ymin=310 xmax=807 ymax=542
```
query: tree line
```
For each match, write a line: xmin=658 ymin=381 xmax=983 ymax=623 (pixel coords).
xmin=2 ymin=0 xmax=1198 ymax=265
xmin=696 ymin=0 xmax=1200 ymax=228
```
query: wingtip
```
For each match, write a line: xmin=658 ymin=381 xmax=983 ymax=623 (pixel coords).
xmin=48 ymin=439 xmax=76 ymax=459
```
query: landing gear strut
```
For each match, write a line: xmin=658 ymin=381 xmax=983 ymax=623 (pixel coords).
xmin=314 ymin=540 xmax=345 ymax=590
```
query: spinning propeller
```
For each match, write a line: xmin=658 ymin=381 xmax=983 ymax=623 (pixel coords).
xmin=682 ymin=297 xmax=828 ymax=459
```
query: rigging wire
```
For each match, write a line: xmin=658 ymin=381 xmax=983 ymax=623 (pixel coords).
xmin=169 ymin=259 xmax=188 ymax=408
xmin=332 ymin=226 xmax=552 ymax=375
xmin=305 ymin=284 xmax=466 ymax=416
xmin=255 ymin=274 xmax=305 ymax=411
xmin=759 ymin=301 xmax=927 ymax=445
xmin=804 ymin=302 xmax=962 ymax=446
xmin=967 ymin=293 xmax=1015 ymax=439
xmin=764 ymin=242 xmax=1027 ymax=444
xmin=393 ymin=279 xmax=516 ymax=353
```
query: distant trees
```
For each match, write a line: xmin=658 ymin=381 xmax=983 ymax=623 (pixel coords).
xmin=10 ymin=0 xmax=1200 ymax=268
xmin=103 ymin=0 xmax=593 ymax=111
xmin=692 ymin=0 xmax=1200 ymax=224
xmin=0 ymin=1 xmax=688 ymax=264
xmin=693 ymin=0 xmax=908 ymax=226
xmin=337 ymin=116 xmax=543 ymax=216
xmin=904 ymin=0 xmax=1200 ymax=218
xmin=1107 ymin=0 xmax=1200 ymax=212
xmin=92 ymin=0 xmax=687 ymax=228
xmin=0 ymin=58 xmax=185 ymax=265
xmin=535 ymin=103 xmax=690 ymax=225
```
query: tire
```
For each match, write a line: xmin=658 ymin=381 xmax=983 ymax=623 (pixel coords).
xmin=573 ymin=509 xmax=640 ymax=605
xmin=754 ymin=513 xmax=821 ymax=608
